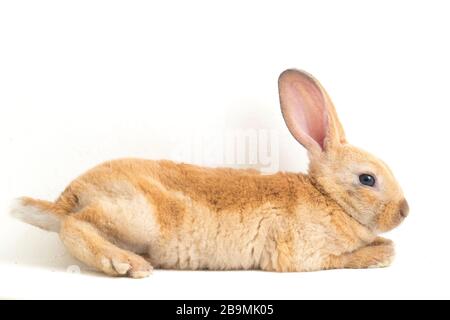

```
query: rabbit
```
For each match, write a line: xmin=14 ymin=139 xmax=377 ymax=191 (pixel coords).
xmin=10 ymin=69 xmax=409 ymax=278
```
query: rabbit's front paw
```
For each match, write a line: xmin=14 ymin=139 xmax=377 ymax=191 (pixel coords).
xmin=332 ymin=241 xmax=396 ymax=270
xmin=367 ymin=243 xmax=395 ymax=269
xmin=369 ymin=236 xmax=393 ymax=247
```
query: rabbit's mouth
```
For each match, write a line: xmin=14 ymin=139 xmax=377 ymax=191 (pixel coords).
xmin=374 ymin=198 xmax=409 ymax=233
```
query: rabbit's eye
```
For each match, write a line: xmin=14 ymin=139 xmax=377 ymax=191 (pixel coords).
xmin=359 ymin=174 xmax=376 ymax=187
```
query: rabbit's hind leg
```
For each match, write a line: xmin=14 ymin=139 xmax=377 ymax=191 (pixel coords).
xmin=60 ymin=211 xmax=153 ymax=278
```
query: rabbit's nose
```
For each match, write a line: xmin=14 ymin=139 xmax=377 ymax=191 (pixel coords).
xmin=399 ymin=199 xmax=409 ymax=218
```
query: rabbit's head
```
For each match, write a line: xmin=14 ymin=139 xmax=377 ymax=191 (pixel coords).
xmin=279 ymin=69 xmax=408 ymax=233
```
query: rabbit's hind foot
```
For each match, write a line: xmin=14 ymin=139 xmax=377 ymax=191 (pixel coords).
xmin=60 ymin=214 xmax=153 ymax=278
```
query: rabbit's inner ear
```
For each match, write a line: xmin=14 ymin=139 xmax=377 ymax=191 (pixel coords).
xmin=279 ymin=70 xmax=328 ymax=155
xmin=287 ymin=79 xmax=327 ymax=149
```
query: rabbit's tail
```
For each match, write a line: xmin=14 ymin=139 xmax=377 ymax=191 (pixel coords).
xmin=10 ymin=197 xmax=68 ymax=232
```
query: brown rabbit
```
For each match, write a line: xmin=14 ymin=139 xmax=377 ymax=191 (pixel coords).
xmin=10 ymin=69 xmax=408 ymax=278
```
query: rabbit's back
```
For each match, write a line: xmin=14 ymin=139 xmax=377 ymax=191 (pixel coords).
xmin=56 ymin=159 xmax=326 ymax=270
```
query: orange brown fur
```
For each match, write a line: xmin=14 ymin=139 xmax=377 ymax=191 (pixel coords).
xmin=10 ymin=69 xmax=408 ymax=278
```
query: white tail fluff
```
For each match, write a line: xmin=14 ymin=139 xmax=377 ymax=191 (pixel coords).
xmin=10 ymin=198 xmax=61 ymax=232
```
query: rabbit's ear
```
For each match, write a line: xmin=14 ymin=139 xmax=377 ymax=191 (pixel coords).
xmin=278 ymin=69 xmax=346 ymax=156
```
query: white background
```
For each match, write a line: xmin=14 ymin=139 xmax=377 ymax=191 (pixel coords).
xmin=1 ymin=0 xmax=449 ymax=300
